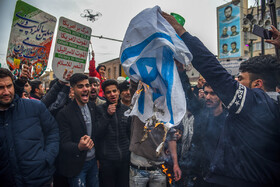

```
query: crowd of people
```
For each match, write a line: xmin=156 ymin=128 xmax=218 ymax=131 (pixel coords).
xmin=1 ymin=12 xmax=280 ymax=187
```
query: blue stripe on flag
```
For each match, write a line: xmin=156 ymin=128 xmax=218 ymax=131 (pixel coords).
xmin=138 ymin=88 xmax=145 ymax=114
xmin=129 ymin=67 xmax=137 ymax=75
xmin=161 ymin=47 xmax=174 ymax=124
xmin=153 ymin=91 xmax=162 ymax=101
xmin=136 ymin=58 xmax=158 ymax=86
xmin=120 ymin=32 xmax=174 ymax=63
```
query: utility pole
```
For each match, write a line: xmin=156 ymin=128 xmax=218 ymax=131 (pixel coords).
xmin=261 ymin=0 xmax=266 ymax=55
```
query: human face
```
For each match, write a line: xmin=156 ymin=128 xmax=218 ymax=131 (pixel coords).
xmin=22 ymin=91 xmax=29 ymax=99
xmin=231 ymin=26 xmax=236 ymax=33
xmin=90 ymin=82 xmax=100 ymax=100
xmin=72 ymin=79 xmax=90 ymax=106
xmin=222 ymin=28 xmax=227 ymax=35
xmin=38 ymin=84 xmax=44 ymax=97
xmin=0 ymin=77 xmax=15 ymax=109
xmin=98 ymin=67 xmax=106 ymax=76
xmin=224 ymin=7 xmax=232 ymax=19
xmin=120 ymin=89 xmax=131 ymax=103
xmin=24 ymin=82 xmax=31 ymax=94
xmin=204 ymin=86 xmax=221 ymax=109
xmin=237 ymin=72 xmax=251 ymax=88
xmin=223 ymin=45 xmax=228 ymax=51
xmin=231 ymin=43 xmax=236 ymax=50
xmin=104 ymin=85 xmax=120 ymax=104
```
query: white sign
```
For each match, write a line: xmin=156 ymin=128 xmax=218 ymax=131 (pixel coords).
xmin=220 ymin=58 xmax=248 ymax=76
xmin=52 ymin=17 xmax=92 ymax=80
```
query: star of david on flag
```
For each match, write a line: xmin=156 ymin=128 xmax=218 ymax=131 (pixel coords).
xmin=120 ymin=6 xmax=193 ymax=126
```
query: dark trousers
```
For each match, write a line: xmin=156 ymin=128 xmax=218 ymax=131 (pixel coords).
xmin=99 ymin=160 xmax=129 ymax=187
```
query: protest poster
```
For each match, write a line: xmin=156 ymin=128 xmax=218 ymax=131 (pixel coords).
xmin=52 ymin=17 xmax=92 ymax=80
xmin=6 ymin=1 xmax=56 ymax=79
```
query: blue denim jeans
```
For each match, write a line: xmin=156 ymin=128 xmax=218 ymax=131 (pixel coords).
xmin=129 ymin=166 xmax=166 ymax=187
xmin=68 ymin=158 xmax=99 ymax=187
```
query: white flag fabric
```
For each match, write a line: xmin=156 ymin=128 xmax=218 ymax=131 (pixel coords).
xmin=120 ymin=6 xmax=193 ymax=126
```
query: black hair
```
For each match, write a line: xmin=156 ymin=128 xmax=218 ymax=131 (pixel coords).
xmin=119 ymin=80 xmax=130 ymax=93
xmin=203 ymin=82 xmax=211 ymax=90
xmin=239 ymin=55 xmax=280 ymax=91
xmin=96 ymin=64 xmax=106 ymax=73
xmin=102 ymin=79 xmax=119 ymax=92
xmin=69 ymin=73 xmax=88 ymax=87
xmin=222 ymin=44 xmax=228 ymax=47
xmin=231 ymin=42 xmax=237 ymax=45
xmin=231 ymin=25 xmax=237 ymax=29
xmin=49 ymin=78 xmax=58 ymax=89
xmin=224 ymin=6 xmax=232 ymax=12
xmin=89 ymin=77 xmax=100 ymax=85
xmin=0 ymin=68 xmax=14 ymax=81
xmin=30 ymin=80 xmax=42 ymax=94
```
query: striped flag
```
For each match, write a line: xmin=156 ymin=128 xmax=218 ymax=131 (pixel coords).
xmin=120 ymin=6 xmax=192 ymax=126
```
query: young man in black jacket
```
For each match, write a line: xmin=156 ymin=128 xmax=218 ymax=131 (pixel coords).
xmin=95 ymin=79 xmax=131 ymax=187
xmin=162 ymin=12 xmax=280 ymax=187
xmin=56 ymin=73 xmax=99 ymax=186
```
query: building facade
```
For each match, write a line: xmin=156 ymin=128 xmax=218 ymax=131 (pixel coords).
xmin=99 ymin=58 xmax=123 ymax=80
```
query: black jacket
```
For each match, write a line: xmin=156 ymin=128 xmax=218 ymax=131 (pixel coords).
xmin=56 ymin=100 xmax=96 ymax=177
xmin=181 ymin=32 xmax=280 ymax=187
xmin=41 ymin=81 xmax=71 ymax=117
xmin=95 ymin=101 xmax=131 ymax=161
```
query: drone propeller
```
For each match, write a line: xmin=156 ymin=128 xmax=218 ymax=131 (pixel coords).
xmin=84 ymin=9 xmax=93 ymax=14
xmin=96 ymin=12 xmax=102 ymax=17
xmin=80 ymin=13 xmax=87 ymax=18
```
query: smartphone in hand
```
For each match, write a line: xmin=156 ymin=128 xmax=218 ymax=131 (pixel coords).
xmin=252 ymin=25 xmax=272 ymax=39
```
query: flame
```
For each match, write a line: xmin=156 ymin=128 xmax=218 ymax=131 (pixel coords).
xmin=161 ymin=164 xmax=173 ymax=184
xmin=136 ymin=88 xmax=143 ymax=94
xmin=155 ymin=122 xmax=164 ymax=128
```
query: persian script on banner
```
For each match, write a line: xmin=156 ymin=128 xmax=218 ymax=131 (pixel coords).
xmin=52 ymin=17 xmax=92 ymax=81
xmin=6 ymin=1 xmax=56 ymax=79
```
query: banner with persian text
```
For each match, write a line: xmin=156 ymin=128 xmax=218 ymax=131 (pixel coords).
xmin=6 ymin=1 xmax=56 ymax=79
xmin=52 ymin=17 xmax=92 ymax=81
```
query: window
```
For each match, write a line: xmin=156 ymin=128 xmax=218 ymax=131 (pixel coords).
xmin=113 ymin=67 xmax=117 ymax=79
xmin=265 ymin=43 xmax=273 ymax=49
xmin=253 ymin=42 xmax=261 ymax=51
xmin=108 ymin=68 xmax=111 ymax=79
xmin=253 ymin=42 xmax=273 ymax=51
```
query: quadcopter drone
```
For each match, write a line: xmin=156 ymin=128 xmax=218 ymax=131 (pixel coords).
xmin=80 ymin=9 xmax=102 ymax=22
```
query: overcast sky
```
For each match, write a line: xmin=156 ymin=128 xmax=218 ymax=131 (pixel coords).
xmin=0 ymin=0 xmax=255 ymax=70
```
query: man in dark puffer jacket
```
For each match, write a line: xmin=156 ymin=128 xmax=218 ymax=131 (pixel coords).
xmin=0 ymin=68 xmax=59 ymax=186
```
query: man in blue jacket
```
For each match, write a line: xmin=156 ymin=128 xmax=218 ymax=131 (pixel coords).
xmin=162 ymin=12 xmax=280 ymax=187
xmin=0 ymin=67 xmax=59 ymax=186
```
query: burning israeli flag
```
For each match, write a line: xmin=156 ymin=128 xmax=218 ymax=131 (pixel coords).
xmin=120 ymin=6 xmax=192 ymax=127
